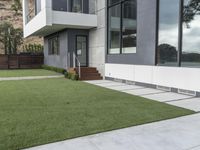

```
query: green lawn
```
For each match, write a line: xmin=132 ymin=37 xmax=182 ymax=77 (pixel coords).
xmin=0 ymin=69 xmax=61 ymax=77
xmin=0 ymin=78 xmax=194 ymax=150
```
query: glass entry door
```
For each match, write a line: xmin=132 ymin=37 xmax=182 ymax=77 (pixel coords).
xmin=76 ymin=35 xmax=88 ymax=67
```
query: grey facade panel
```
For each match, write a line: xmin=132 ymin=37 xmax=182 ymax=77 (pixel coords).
xmin=44 ymin=29 xmax=89 ymax=69
xmin=106 ymin=0 xmax=157 ymax=65
xmin=44 ymin=31 xmax=68 ymax=69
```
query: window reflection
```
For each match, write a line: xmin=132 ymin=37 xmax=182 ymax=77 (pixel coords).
xmin=52 ymin=0 xmax=68 ymax=11
xmin=108 ymin=0 xmax=121 ymax=6
xmin=108 ymin=4 xmax=121 ymax=54
xmin=108 ymin=0 xmax=137 ymax=54
xmin=122 ymin=0 xmax=137 ymax=54
xmin=72 ymin=0 xmax=83 ymax=13
xmin=182 ymin=0 xmax=200 ymax=67
xmin=157 ymin=0 xmax=179 ymax=66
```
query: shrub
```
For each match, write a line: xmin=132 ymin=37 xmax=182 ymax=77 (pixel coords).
xmin=64 ymin=72 xmax=79 ymax=81
xmin=71 ymin=74 xmax=79 ymax=81
xmin=42 ymin=65 xmax=66 ymax=74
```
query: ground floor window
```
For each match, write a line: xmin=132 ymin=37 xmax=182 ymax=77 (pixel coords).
xmin=48 ymin=36 xmax=59 ymax=55
xmin=182 ymin=0 xmax=200 ymax=67
xmin=157 ymin=0 xmax=200 ymax=67
xmin=108 ymin=0 xmax=137 ymax=54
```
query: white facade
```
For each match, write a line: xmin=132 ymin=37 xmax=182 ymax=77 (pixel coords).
xmin=105 ymin=64 xmax=200 ymax=93
xmin=22 ymin=0 xmax=200 ymax=94
xmin=89 ymin=0 xmax=106 ymax=75
xmin=23 ymin=0 xmax=97 ymax=38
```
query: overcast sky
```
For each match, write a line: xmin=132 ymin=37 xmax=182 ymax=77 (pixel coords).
xmin=159 ymin=0 xmax=200 ymax=53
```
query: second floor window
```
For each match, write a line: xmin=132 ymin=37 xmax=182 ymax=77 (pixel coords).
xmin=52 ymin=0 xmax=68 ymax=11
xmin=72 ymin=0 xmax=83 ymax=13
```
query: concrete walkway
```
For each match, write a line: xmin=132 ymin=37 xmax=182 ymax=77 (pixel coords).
xmin=85 ymin=80 xmax=200 ymax=112
xmin=27 ymin=113 xmax=200 ymax=150
xmin=0 ymin=75 xmax=64 ymax=81
xmin=25 ymin=80 xmax=200 ymax=150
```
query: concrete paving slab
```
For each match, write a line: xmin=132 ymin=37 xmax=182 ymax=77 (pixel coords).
xmin=26 ymin=114 xmax=200 ymax=150
xmin=85 ymin=80 xmax=113 ymax=85
xmin=167 ymin=98 xmax=200 ymax=112
xmin=105 ymin=84 xmax=145 ymax=91
xmin=190 ymin=146 xmax=200 ymax=150
xmin=95 ymin=82 xmax=127 ymax=87
xmin=142 ymin=92 xmax=193 ymax=102
xmin=26 ymin=138 xmax=99 ymax=150
xmin=123 ymin=88 xmax=166 ymax=96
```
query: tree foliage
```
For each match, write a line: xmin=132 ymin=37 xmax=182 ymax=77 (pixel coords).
xmin=0 ymin=22 xmax=23 ymax=54
xmin=183 ymin=0 xmax=200 ymax=28
xmin=11 ymin=0 xmax=22 ymax=15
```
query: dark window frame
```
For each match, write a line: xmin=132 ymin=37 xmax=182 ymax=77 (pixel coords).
xmin=107 ymin=0 xmax=137 ymax=55
xmin=75 ymin=35 xmax=89 ymax=67
xmin=48 ymin=35 xmax=60 ymax=55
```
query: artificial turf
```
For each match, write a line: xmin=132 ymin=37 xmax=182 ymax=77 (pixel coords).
xmin=0 ymin=78 xmax=194 ymax=149
xmin=0 ymin=69 xmax=60 ymax=77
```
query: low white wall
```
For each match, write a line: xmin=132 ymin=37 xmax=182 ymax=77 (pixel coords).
xmin=105 ymin=63 xmax=200 ymax=92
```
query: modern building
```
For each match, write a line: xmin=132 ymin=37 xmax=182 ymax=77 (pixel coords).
xmin=23 ymin=0 xmax=200 ymax=95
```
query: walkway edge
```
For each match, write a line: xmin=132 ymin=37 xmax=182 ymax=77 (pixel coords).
xmin=0 ymin=75 xmax=64 ymax=81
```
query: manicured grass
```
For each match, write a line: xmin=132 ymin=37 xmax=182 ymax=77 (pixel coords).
xmin=0 ymin=78 xmax=194 ymax=150
xmin=0 ymin=69 xmax=61 ymax=77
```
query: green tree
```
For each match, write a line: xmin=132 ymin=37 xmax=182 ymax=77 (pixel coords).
xmin=11 ymin=0 xmax=22 ymax=15
xmin=183 ymin=0 xmax=200 ymax=28
xmin=0 ymin=22 xmax=23 ymax=54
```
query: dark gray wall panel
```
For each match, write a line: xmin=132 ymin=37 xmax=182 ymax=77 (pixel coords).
xmin=44 ymin=30 xmax=68 ymax=69
xmin=106 ymin=0 xmax=157 ymax=65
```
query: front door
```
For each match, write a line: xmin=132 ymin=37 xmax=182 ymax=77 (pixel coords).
xmin=76 ymin=35 xmax=88 ymax=67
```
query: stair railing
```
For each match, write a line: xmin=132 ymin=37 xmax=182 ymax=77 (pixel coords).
xmin=73 ymin=52 xmax=81 ymax=78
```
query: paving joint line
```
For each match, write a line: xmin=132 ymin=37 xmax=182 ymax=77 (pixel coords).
xmin=139 ymin=91 xmax=170 ymax=96
xmin=93 ymin=82 xmax=117 ymax=85
xmin=164 ymin=97 xmax=196 ymax=103
xmin=100 ymin=84 xmax=127 ymax=88
xmin=184 ymin=144 xmax=200 ymax=150
xmin=121 ymin=87 xmax=147 ymax=91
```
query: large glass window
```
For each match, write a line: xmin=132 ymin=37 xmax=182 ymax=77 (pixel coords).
xmin=108 ymin=0 xmax=137 ymax=54
xmin=108 ymin=0 xmax=121 ymax=6
xmin=157 ymin=0 xmax=179 ymax=66
xmin=182 ymin=0 xmax=200 ymax=67
xmin=72 ymin=0 xmax=83 ymax=13
xmin=108 ymin=4 xmax=121 ymax=54
xmin=52 ymin=0 xmax=68 ymax=11
xmin=35 ymin=0 xmax=41 ymax=14
xmin=48 ymin=36 xmax=59 ymax=55
xmin=122 ymin=0 xmax=137 ymax=53
xmin=157 ymin=0 xmax=200 ymax=68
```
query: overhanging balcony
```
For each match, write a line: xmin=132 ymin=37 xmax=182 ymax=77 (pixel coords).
xmin=23 ymin=0 xmax=97 ymax=38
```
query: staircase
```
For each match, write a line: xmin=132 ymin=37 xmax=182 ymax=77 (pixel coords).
xmin=69 ymin=67 xmax=103 ymax=81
